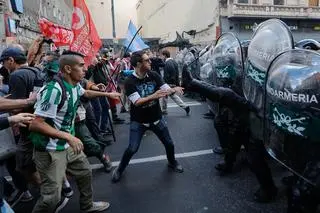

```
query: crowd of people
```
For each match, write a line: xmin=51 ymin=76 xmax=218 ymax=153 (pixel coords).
xmin=0 ymin=36 xmax=192 ymax=212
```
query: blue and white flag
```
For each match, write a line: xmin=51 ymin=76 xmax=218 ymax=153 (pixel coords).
xmin=123 ymin=21 xmax=149 ymax=53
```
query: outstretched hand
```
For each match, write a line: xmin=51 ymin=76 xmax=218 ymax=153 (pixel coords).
xmin=8 ymin=113 xmax=35 ymax=127
xmin=108 ymin=92 xmax=121 ymax=100
xmin=152 ymin=89 xmax=170 ymax=99
xmin=96 ymin=83 xmax=106 ymax=92
xmin=172 ymin=87 xmax=184 ymax=96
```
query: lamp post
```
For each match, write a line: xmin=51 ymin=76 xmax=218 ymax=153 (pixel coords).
xmin=111 ymin=0 xmax=116 ymax=38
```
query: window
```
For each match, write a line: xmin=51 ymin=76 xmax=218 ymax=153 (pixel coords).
xmin=309 ymin=0 xmax=319 ymax=7
xmin=43 ymin=6 xmax=47 ymax=17
xmin=274 ymin=0 xmax=284 ymax=5
xmin=252 ymin=0 xmax=259 ymax=4
xmin=53 ymin=7 xmax=57 ymax=17
xmin=238 ymin=0 xmax=249 ymax=3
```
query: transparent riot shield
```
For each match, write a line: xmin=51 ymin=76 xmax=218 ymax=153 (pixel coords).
xmin=264 ymin=49 xmax=320 ymax=183
xmin=200 ymin=62 xmax=213 ymax=83
xmin=199 ymin=44 xmax=215 ymax=83
xmin=212 ymin=33 xmax=244 ymax=95
xmin=240 ymin=40 xmax=250 ymax=63
xmin=243 ymin=19 xmax=294 ymax=114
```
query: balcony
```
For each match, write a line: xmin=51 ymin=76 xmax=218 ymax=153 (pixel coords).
xmin=0 ymin=0 xmax=6 ymax=13
xmin=226 ymin=3 xmax=320 ymax=19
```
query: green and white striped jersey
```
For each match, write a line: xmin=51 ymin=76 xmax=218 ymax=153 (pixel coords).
xmin=30 ymin=80 xmax=85 ymax=151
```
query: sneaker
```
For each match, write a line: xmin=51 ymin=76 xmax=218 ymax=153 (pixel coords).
xmin=203 ymin=111 xmax=214 ymax=117
xmin=54 ymin=197 xmax=70 ymax=213
xmin=82 ymin=201 xmax=110 ymax=212
xmin=120 ymin=107 xmax=127 ymax=113
xmin=213 ymin=146 xmax=225 ymax=155
xmin=168 ymin=161 xmax=184 ymax=173
xmin=1 ymin=200 xmax=14 ymax=213
xmin=111 ymin=167 xmax=122 ymax=183
xmin=101 ymin=128 xmax=112 ymax=136
xmin=253 ymin=187 xmax=278 ymax=203
xmin=20 ymin=190 xmax=34 ymax=202
xmin=7 ymin=189 xmax=24 ymax=207
xmin=113 ymin=117 xmax=125 ymax=124
xmin=281 ymin=175 xmax=296 ymax=187
xmin=97 ymin=136 xmax=113 ymax=146
xmin=184 ymin=106 xmax=190 ymax=116
xmin=62 ymin=187 xmax=74 ymax=198
xmin=102 ymin=130 xmax=113 ymax=136
xmin=101 ymin=154 xmax=113 ymax=173
xmin=215 ymin=162 xmax=233 ymax=175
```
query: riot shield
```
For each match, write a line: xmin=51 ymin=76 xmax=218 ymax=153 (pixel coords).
xmin=199 ymin=44 xmax=215 ymax=82
xmin=264 ymin=49 xmax=320 ymax=183
xmin=240 ymin=40 xmax=250 ymax=63
xmin=212 ymin=33 xmax=244 ymax=95
xmin=200 ymin=62 xmax=214 ymax=83
xmin=243 ymin=19 xmax=294 ymax=113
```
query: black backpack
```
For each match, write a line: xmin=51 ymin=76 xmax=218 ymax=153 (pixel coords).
xmin=25 ymin=67 xmax=67 ymax=112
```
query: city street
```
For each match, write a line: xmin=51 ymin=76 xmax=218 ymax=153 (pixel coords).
xmin=14 ymin=98 xmax=288 ymax=213
xmin=1 ymin=0 xmax=319 ymax=212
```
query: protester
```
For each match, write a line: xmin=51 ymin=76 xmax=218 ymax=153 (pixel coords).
xmin=150 ymin=52 xmax=164 ymax=75
xmin=0 ymin=93 xmax=37 ymax=211
xmin=29 ymin=51 xmax=120 ymax=213
xmin=76 ymin=78 xmax=113 ymax=172
xmin=112 ymin=51 xmax=184 ymax=183
xmin=0 ymin=46 xmax=41 ymax=205
xmin=161 ymin=50 xmax=190 ymax=115
xmin=118 ymin=52 xmax=133 ymax=113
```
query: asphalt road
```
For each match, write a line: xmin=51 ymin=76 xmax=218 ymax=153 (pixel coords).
xmin=14 ymin=98 xmax=289 ymax=213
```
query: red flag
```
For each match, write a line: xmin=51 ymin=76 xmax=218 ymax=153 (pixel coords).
xmin=70 ymin=0 xmax=102 ymax=66
xmin=39 ymin=18 xmax=73 ymax=46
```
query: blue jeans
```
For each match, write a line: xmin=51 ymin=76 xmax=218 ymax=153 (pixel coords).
xmin=118 ymin=118 xmax=177 ymax=173
xmin=90 ymin=98 xmax=101 ymax=124
xmin=90 ymin=97 xmax=110 ymax=131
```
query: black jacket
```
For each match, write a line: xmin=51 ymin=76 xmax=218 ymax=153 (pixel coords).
xmin=87 ymin=63 xmax=109 ymax=86
xmin=163 ymin=58 xmax=179 ymax=86
xmin=0 ymin=117 xmax=9 ymax=131
xmin=151 ymin=57 xmax=164 ymax=74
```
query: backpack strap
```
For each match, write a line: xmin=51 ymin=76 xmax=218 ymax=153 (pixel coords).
xmin=20 ymin=66 xmax=42 ymax=75
xmin=52 ymin=74 xmax=67 ymax=112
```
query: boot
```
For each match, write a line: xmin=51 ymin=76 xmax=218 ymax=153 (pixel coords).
xmin=254 ymin=186 xmax=278 ymax=203
xmin=215 ymin=162 xmax=233 ymax=175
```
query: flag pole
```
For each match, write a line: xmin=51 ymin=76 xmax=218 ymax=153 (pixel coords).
xmin=110 ymin=25 xmax=143 ymax=79
xmin=89 ymin=40 xmax=119 ymax=142
xmin=123 ymin=25 xmax=143 ymax=58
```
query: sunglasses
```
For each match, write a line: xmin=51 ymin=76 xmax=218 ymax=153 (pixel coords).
xmin=142 ymin=59 xmax=151 ymax=63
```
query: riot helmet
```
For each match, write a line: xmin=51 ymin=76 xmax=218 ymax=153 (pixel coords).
xmin=295 ymin=39 xmax=320 ymax=51
xmin=243 ymin=19 xmax=294 ymax=115
xmin=212 ymin=33 xmax=244 ymax=95
xmin=264 ymin=49 xmax=320 ymax=181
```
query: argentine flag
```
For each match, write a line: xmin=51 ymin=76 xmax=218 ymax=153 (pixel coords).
xmin=123 ymin=21 xmax=149 ymax=53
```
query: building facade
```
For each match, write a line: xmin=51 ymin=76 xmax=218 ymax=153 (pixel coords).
xmin=136 ymin=0 xmax=320 ymax=46
xmin=221 ymin=0 xmax=320 ymax=41
xmin=86 ymin=0 xmax=137 ymax=39
xmin=0 ymin=0 xmax=72 ymax=49
xmin=136 ymin=0 xmax=218 ymax=46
